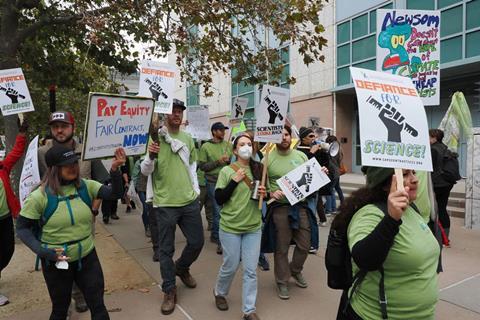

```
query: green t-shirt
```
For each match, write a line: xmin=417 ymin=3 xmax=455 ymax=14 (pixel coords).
xmin=413 ymin=171 xmax=431 ymax=223
xmin=198 ymin=140 xmax=232 ymax=178
xmin=152 ymin=131 xmax=197 ymax=207
xmin=348 ymin=204 xmax=440 ymax=320
xmin=216 ymin=163 xmax=262 ymax=234
xmin=265 ymin=149 xmax=308 ymax=204
xmin=0 ymin=180 xmax=9 ymax=219
xmin=20 ymin=180 xmax=102 ymax=262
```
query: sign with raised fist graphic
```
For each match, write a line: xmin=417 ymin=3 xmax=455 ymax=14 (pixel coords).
xmin=138 ymin=60 xmax=176 ymax=114
xmin=254 ymin=85 xmax=289 ymax=143
xmin=0 ymin=68 xmax=35 ymax=116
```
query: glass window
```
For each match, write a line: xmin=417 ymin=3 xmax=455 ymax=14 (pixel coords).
xmin=280 ymin=47 xmax=289 ymax=64
xmin=337 ymin=21 xmax=350 ymax=44
xmin=352 ymin=14 xmax=368 ymax=39
xmin=231 ymin=83 xmax=238 ymax=96
xmin=441 ymin=6 xmax=463 ymax=36
xmin=238 ymin=80 xmax=254 ymax=95
xmin=441 ymin=36 xmax=463 ymax=63
xmin=352 ymin=35 xmax=376 ymax=62
xmin=381 ymin=3 xmax=393 ymax=9
xmin=337 ymin=67 xmax=351 ymax=86
xmin=407 ymin=0 xmax=435 ymax=10
xmin=186 ymin=84 xmax=199 ymax=106
xmin=466 ymin=30 xmax=480 ymax=58
xmin=353 ymin=59 xmax=376 ymax=70
xmin=438 ymin=0 xmax=461 ymax=9
xmin=337 ymin=44 xmax=350 ymax=66
xmin=467 ymin=0 xmax=480 ymax=30
xmin=233 ymin=92 xmax=255 ymax=110
xmin=370 ymin=10 xmax=376 ymax=34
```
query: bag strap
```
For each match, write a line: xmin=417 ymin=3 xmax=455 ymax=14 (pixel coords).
xmin=229 ymin=163 xmax=253 ymax=189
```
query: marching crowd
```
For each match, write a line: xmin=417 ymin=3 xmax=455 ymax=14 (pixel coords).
xmin=0 ymin=98 xmax=458 ymax=320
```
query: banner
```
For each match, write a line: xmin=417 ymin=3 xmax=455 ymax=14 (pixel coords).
xmin=19 ymin=135 xmax=41 ymax=207
xmin=376 ymin=9 xmax=440 ymax=106
xmin=231 ymin=97 xmax=248 ymax=121
xmin=277 ymin=158 xmax=330 ymax=206
xmin=82 ymin=93 xmax=155 ymax=160
xmin=0 ymin=68 xmax=35 ymax=116
xmin=351 ymin=67 xmax=432 ymax=171
xmin=254 ymin=85 xmax=289 ymax=143
xmin=138 ymin=60 xmax=176 ymax=114
xmin=186 ymin=105 xmax=211 ymax=140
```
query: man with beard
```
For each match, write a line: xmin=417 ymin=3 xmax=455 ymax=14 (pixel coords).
xmin=198 ymin=122 xmax=232 ymax=254
xmin=37 ymin=111 xmax=108 ymax=313
xmin=141 ymin=99 xmax=204 ymax=315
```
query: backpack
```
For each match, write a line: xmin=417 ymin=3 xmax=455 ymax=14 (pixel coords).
xmin=441 ymin=149 xmax=461 ymax=184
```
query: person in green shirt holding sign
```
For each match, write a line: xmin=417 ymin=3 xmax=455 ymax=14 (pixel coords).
xmin=199 ymin=122 xmax=233 ymax=254
xmin=213 ymin=134 xmax=265 ymax=320
xmin=16 ymin=144 xmax=126 ymax=320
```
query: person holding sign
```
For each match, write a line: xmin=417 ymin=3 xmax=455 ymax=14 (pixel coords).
xmin=213 ymin=134 xmax=265 ymax=320
xmin=198 ymin=122 xmax=233 ymax=254
xmin=141 ymin=99 xmax=204 ymax=316
xmin=0 ymin=119 xmax=28 ymax=306
xmin=261 ymin=126 xmax=319 ymax=300
xmin=16 ymin=145 xmax=126 ymax=320
xmin=334 ymin=167 xmax=439 ymax=319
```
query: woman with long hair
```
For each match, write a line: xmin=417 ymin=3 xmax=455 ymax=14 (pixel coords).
xmin=16 ymin=145 xmax=125 ymax=320
xmin=213 ymin=134 xmax=265 ymax=320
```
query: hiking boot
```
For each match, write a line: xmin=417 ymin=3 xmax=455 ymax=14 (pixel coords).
xmin=243 ymin=312 xmax=260 ymax=320
xmin=176 ymin=268 xmax=197 ymax=288
xmin=258 ymin=255 xmax=270 ymax=271
xmin=213 ymin=290 xmax=228 ymax=311
xmin=161 ymin=287 xmax=177 ymax=315
xmin=277 ymin=284 xmax=289 ymax=300
xmin=216 ymin=244 xmax=223 ymax=255
xmin=292 ymin=272 xmax=308 ymax=288
xmin=111 ymin=213 xmax=119 ymax=220
xmin=74 ymin=296 xmax=88 ymax=313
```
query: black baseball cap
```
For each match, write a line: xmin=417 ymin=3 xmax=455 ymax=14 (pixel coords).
xmin=211 ymin=122 xmax=229 ymax=131
xmin=172 ymin=99 xmax=186 ymax=110
xmin=48 ymin=111 xmax=75 ymax=126
xmin=45 ymin=145 xmax=79 ymax=167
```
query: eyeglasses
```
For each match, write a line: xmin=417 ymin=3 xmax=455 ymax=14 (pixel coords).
xmin=307 ymin=134 xmax=316 ymax=138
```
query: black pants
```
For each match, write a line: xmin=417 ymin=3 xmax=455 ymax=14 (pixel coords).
xmin=153 ymin=199 xmax=204 ymax=293
xmin=0 ymin=215 xmax=14 ymax=272
xmin=101 ymin=199 xmax=118 ymax=219
xmin=147 ymin=203 xmax=159 ymax=253
xmin=434 ymin=185 xmax=453 ymax=229
xmin=41 ymin=249 xmax=109 ymax=320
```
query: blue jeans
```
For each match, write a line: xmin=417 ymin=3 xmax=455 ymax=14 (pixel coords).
xmin=325 ymin=184 xmax=336 ymax=213
xmin=206 ymin=181 xmax=222 ymax=243
xmin=215 ymin=228 xmax=261 ymax=315
xmin=137 ymin=190 xmax=149 ymax=231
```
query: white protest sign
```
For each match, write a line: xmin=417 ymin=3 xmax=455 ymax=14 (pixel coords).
xmin=254 ymin=85 xmax=289 ymax=143
xmin=19 ymin=135 xmax=41 ymax=207
xmin=0 ymin=135 xmax=5 ymax=159
xmin=0 ymin=68 xmax=35 ymax=116
xmin=186 ymin=105 xmax=211 ymax=141
xmin=231 ymin=97 xmax=248 ymax=121
xmin=350 ymin=67 xmax=432 ymax=171
xmin=277 ymin=157 xmax=330 ymax=206
xmin=82 ymin=93 xmax=155 ymax=160
xmin=376 ymin=9 xmax=440 ymax=106
xmin=138 ymin=60 xmax=176 ymax=114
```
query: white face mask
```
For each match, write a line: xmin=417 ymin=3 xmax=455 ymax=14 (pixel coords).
xmin=238 ymin=145 xmax=253 ymax=160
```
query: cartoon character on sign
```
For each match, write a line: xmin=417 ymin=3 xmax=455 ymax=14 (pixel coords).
xmin=234 ymin=102 xmax=244 ymax=118
xmin=145 ymin=79 xmax=168 ymax=101
xmin=264 ymin=89 xmax=284 ymax=124
xmin=0 ymin=85 xmax=25 ymax=103
xmin=378 ymin=24 xmax=421 ymax=74
xmin=296 ymin=165 xmax=313 ymax=193
xmin=367 ymin=96 xmax=418 ymax=143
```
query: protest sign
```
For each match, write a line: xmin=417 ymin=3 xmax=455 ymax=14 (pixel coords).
xmin=82 ymin=93 xmax=155 ymax=160
xmin=376 ymin=9 xmax=440 ymax=106
xmin=350 ymin=66 xmax=432 ymax=171
xmin=0 ymin=68 xmax=34 ymax=116
xmin=254 ymin=85 xmax=289 ymax=143
xmin=277 ymin=157 xmax=330 ymax=206
xmin=186 ymin=105 xmax=211 ymax=140
xmin=0 ymin=135 xmax=5 ymax=159
xmin=231 ymin=97 xmax=248 ymax=121
xmin=138 ymin=60 xmax=176 ymax=114
xmin=19 ymin=135 xmax=41 ymax=207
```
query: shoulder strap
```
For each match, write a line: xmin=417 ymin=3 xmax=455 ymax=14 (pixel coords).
xmin=229 ymin=163 xmax=253 ymax=189
xmin=77 ymin=179 xmax=92 ymax=209
xmin=43 ymin=187 xmax=59 ymax=226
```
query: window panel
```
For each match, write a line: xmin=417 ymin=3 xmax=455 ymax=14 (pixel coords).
xmin=352 ymin=35 xmax=376 ymax=62
xmin=337 ymin=44 xmax=350 ymax=66
xmin=466 ymin=31 xmax=480 ymax=58
xmin=281 ymin=64 xmax=290 ymax=84
xmin=238 ymin=80 xmax=254 ymax=95
xmin=353 ymin=59 xmax=376 ymax=70
xmin=337 ymin=67 xmax=351 ymax=86
xmin=352 ymin=14 xmax=368 ymax=39
xmin=438 ymin=0 xmax=461 ymax=9
xmin=337 ymin=21 xmax=350 ymax=44
xmin=467 ymin=0 xmax=480 ymax=30
xmin=441 ymin=6 xmax=463 ymax=36
xmin=381 ymin=3 xmax=393 ymax=9
xmin=370 ymin=10 xmax=376 ymax=34
xmin=441 ymin=36 xmax=462 ymax=63
xmin=407 ymin=0 xmax=435 ymax=10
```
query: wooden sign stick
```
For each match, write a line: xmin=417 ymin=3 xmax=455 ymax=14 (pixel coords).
xmin=258 ymin=143 xmax=272 ymax=209
xmin=394 ymin=168 xmax=404 ymax=192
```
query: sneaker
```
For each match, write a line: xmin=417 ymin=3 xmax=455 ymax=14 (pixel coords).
xmin=320 ymin=222 xmax=328 ymax=227
xmin=243 ymin=312 xmax=260 ymax=320
xmin=176 ymin=268 xmax=197 ymax=288
xmin=213 ymin=290 xmax=228 ymax=311
xmin=102 ymin=216 xmax=109 ymax=224
xmin=277 ymin=284 xmax=289 ymax=300
xmin=161 ymin=287 xmax=177 ymax=315
xmin=292 ymin=272 xmax=308 ymax=288
xmin=110 ymin=213 xmax=119 ymax=220
xmin=73 ymin=296 xmax=88 ymax=313
xmin=216 ymin=244 xmax=223 ymax=255
xmin=258 ymin=255 xmax=270 ymax=271
xmin=0 ymin=294 xmax=9 ymax=306
xmin=308 ymin=247 xmax=317 ymax=254
xmin=131 ymin=201 xmax=136 ymax=210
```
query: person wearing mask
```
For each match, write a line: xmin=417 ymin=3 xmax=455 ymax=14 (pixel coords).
xmin=199 ymin=122 xmax=233 ymax=254
xmin=213 ymin=134 xmax=265 ymax=320
xmin=141 ymin=99 xmax=204 ymax=315
xmin=335 ymin=167 xmax=439 ymax=319
xmin=37 ymin=110 xmax=108 ymax=313
xmin=0 ymin=120 xmax=28 ymax=306
xmin=16 ymin=145 xmax=125 ymax=320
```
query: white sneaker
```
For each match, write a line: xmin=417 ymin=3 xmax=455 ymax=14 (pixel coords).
xmin=320 ymin=222 xmax=327 ymax=227
xmin=0 ymin=294 xmax=9 ymax=306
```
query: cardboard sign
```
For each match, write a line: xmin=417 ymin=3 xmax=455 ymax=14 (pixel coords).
xmin=186 ymin=105 xmax=211 ymax=140
xmin=277 ymin=158 xmax=330 ymax=206
xmin=0 ymin=68 xmax=35 ymax=116
xmin=231 ymin=97 xmax=248 ymax=121
xmin=254 ymin=85 xmax=289 ymax=143
xmin=19 ymin=135 xmax=41 ymax=207
xmin=138 ymin=60 xmax=176 ymax=114
xmin=351 ymin=67 xmax=432 ymax=171
xmin=82 ymin=93 xmax=155 ymax=160
xmin=376 ymin=9 xmax=440 ymax=106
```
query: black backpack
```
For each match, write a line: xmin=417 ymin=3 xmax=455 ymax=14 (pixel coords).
xmin=441 ymin=149 xmax=461 ymax=184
